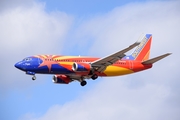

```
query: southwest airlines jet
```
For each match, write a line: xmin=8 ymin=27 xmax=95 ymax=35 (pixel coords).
xmin=15 ymin=34 xmax=171 ymax=86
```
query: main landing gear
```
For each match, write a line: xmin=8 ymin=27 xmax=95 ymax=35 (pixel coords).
xmin=91 ymin=74 xmax=98 ymax=80
xmin=79 ymin=74 xmax=98 ymax=86
xmin=79 ymin=77 xmax=87 ymax=86
xmin=80 ymin=81 xmax=87 ymax=86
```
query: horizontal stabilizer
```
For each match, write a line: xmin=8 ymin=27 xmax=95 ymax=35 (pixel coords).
xmin=142 ymin=53 xmax=171 ymax=64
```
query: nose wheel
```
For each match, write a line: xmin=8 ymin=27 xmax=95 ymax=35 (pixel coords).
xmin=32 ymin=75 xmax=36 ymax=80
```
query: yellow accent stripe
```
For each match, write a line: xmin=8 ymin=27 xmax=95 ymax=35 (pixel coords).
xmin=58 ymin=62 xmax=74 ymax=65
xmin=143 ymin=50 xmax=150 ymax=61
xmin=41 ymin=55 xmax=47 ymax=58
xmin=104 ymin=66 xmax=134 ymax=76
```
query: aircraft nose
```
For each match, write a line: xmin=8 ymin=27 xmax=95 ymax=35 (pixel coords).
xmin=14 ymin=62 xmax=22 ymax=69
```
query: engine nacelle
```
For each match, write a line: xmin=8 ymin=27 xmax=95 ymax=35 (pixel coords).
xmin=52 ymin=75 xmax=71 ymax=84
xmin=72 ymin=62 xmax=92 ymax=72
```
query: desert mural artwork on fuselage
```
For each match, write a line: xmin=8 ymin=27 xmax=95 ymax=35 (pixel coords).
xmin=15 ymin=34 xmax=171 ymax=86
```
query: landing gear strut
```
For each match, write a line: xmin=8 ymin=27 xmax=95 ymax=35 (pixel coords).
xmin=80 ymin=81 xmax=87 ymax=86
xmin=32 ymin=75 xmax=36 ymax=80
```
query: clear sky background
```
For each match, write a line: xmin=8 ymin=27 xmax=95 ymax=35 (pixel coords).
xmin=0 ymin=0 xmax=180 ymax=120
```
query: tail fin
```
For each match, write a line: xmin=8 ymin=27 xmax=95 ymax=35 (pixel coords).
xmin=126 ymin=34 xmax=152 ymax=61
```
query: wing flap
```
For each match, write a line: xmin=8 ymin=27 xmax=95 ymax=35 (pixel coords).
xmin=142 ymin=53 xmax=171 ymax=64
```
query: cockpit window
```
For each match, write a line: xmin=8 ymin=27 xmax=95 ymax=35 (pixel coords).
xmin=23 ymin=58 xmax=32 ymax=61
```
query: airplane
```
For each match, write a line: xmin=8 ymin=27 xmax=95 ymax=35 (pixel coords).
xmin=14 ymin=34 xmax=171 ymax=86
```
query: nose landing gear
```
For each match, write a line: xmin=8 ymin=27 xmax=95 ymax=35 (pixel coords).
xmin=32 ymin=75 xmax=36 ymax=80
xmin=26 ymin=71 xmax=36 ymax=80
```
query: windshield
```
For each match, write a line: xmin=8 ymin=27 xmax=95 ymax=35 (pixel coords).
xmin=23 ymin=57 xmax=32 ymax=61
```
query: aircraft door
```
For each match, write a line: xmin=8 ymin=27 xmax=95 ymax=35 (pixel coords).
xmin=129 ymin=61 xmax=133 ymax=70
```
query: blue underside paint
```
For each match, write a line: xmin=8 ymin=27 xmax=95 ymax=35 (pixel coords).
xmin=51 ymin=64 xmax=73 ymax=74
xmin=26 ymin=71 xmax=35 ymax=75
xmin=35 ymin=66 xmax=49 ymax=73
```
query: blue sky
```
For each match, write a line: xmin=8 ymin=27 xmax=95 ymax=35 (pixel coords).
xmin=40 ymin=0 xmax=143 ymax=15
xmin=0 ymin=0 xmax=180 ymax=120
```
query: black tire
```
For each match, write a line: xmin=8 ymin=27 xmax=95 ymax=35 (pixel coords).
xmin=32 ymin=76 xmax=36 ymax=80
xmin=91 ymin=74 xmax=98 ymax=80
xmin=80 ymin=81 xmax=87 ymax=86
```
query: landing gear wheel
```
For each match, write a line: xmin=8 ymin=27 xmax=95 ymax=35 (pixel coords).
xmin=80 ymin=81 xmax=87 ymax=86
xmin=91 ymin=74 xmax=98 ymax=80
xmin=32 ymin=76 xmax=36 ymax=80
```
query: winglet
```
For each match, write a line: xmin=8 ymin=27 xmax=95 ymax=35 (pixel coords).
xmin=142 ymin=53 xmax=172 ymax=65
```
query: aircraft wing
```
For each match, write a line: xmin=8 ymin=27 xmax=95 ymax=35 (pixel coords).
xmin=91 ymin=41 xmax=140 ymax=72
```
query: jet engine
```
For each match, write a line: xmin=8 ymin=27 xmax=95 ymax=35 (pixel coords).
xmin=52 ymin=75 xmax=71 ymax=84
xmin=72 ymin=62 xmax=92 ymax=72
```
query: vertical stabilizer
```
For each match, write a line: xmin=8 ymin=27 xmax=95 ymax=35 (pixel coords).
xmin=125 ymin=34 xmax=152 ymax=61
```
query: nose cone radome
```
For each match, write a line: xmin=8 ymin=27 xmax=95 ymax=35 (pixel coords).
xmin=14 ymin=62 xmax=22 ymax=70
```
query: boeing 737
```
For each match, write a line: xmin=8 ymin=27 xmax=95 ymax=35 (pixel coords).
xmin=15 ymin=34 xmax=171 ymax=86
